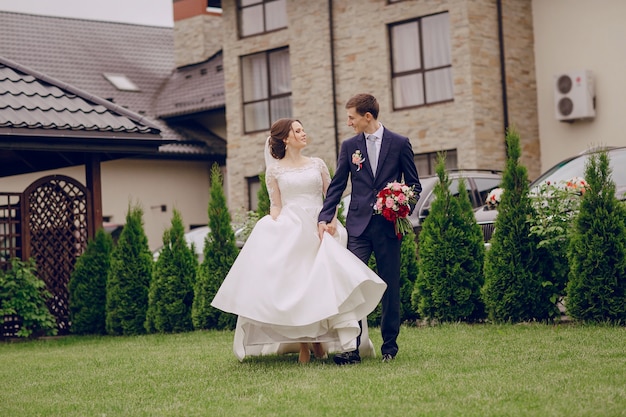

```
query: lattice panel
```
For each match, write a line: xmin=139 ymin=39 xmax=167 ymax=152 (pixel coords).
xmin=26 ymin=176 xmax=89 ymax=334
xmin=0 ymin=192 xmax=22 ymax=271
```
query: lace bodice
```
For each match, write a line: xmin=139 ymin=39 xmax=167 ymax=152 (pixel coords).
xmin=266 ymin=157 xmax=331 ymax=211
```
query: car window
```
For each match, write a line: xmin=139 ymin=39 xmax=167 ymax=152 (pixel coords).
xmin=474 ymin=177 xmax=502 ymax=207
xmin=420 ymin=178 xmax=471 ymax=213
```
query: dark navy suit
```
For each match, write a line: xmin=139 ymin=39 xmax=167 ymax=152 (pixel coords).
xmin=319 ymin=128 xmax=421 ymax=357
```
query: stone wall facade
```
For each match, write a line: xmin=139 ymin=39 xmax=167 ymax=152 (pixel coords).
xmin=174 ymin=13 xmax=223 ymax=68
xmin=194 ymin=0 xmax=539 ymax=212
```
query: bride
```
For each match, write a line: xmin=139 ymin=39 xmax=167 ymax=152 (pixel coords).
xmin=211 ymin=118 xmax=386 ymax=363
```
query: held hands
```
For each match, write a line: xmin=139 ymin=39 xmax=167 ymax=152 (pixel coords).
xmin=317 ymin=220 xmax=337 ymax=240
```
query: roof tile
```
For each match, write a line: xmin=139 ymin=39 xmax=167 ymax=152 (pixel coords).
xmin=0 ymin=58 xmax=159 ymax=134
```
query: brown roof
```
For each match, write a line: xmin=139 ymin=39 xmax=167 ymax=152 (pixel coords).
xmin=155 ymin=52 xmax=225 ymax=118
xmin=0 ymin=56 xmax=170 ymax=177
xmin=0 ymin=57 xmax=160 ymax=135
xmin=0 ymin=11 xmax=226 ymax=159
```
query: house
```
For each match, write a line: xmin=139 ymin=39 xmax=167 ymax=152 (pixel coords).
xmin=0 ymin=55 xmax=171 ymax=333
xmin=174 ymin=0 xmax=626 ymax=212
xmin=175 ymin=0 xmax=540 ymax=212
xmin=0 ymin=10 xmax=226 ymax=250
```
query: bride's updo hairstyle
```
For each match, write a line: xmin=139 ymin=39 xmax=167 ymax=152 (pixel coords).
xmin=268 ymin=118 xmax=301 ymax=160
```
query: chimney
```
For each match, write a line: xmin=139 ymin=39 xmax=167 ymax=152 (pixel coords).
xmin=173 ymin=0 xmax=223 ymax=68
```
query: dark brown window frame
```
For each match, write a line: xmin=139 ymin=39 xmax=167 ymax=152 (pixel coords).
xmin=237 ymin=0 xmax=287 ymax=38
xmin=240 ymin=47 xmax=292 ymax=134
xmin=388 ymin=11 xmax=453 ymax=111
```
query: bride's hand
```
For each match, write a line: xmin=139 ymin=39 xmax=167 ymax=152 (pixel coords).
xmin=318 ymin=222 xmax=329 ymax=240
xmin=326 ymin=221 xmax=336 ymax=236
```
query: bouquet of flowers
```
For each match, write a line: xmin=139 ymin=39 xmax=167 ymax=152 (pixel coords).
xmin=485 ymin=187 xmax=504 ymax=209
xmin=374 ymin=181 xmax=418 ymax=239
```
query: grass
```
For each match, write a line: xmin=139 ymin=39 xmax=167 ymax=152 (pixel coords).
xmin=1 ymin=323 xmax=625 ymax=417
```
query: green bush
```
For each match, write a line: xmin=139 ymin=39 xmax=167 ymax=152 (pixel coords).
xmin=256 ymin=172 xmax=270 ymax=218
xmin=412 ymin=153 xmax=485 ymax=322
xmin=567 ymin=151 xmax=626 ymax=322
xmin=192 ymin=164 xmax=239 ymax=330
xmin=0 ymin=258 xmax=57 ymax=338
xmin=145 ymin=209 xmax=197 ymax=333
xmin=482 ymin=128 xmax=557 ymax=322
xmin=106 ymin=204 xmax=153 ymax=335
xmin=528 ymin=178 xmax=586 ymax=309
xmin=68 ymin=228 xmax=113 ymax=335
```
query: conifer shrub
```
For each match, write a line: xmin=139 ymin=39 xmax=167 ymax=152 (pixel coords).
xmin=145 ymin=209 xmax=197 ymax=333
xmin=567 ymin=151 xmax=626 ymax=322
xmin=68 ymin=228 xmax=113 ymax=335
xmin=256 ymin=172 xmax=270 ymax=218
xmin=105 ymin=204 xmax=153 ymax=335
xmin=482 ymin=128 xmax=557 ymax=322
xmin=192 ymin=164 xmax=239 ymax=330
xmin=412 ymin=153 xmax=485 ymax=322
xmin=0 ymin=258 xmax=57 ymax=338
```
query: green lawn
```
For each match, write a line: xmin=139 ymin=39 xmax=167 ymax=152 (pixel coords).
xmin=1 ymin=323 xmax=624 ymax=417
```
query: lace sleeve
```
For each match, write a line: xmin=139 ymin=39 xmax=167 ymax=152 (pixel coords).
xmin=266 ymin=165 xmax=282 ymax=214
xmin=316 ymin=157 xmax=332 ymax=197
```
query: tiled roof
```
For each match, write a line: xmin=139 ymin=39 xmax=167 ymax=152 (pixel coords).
xmin=0 ymin=11 xmax=226 ymax=158
xmin=0 ymin=12 xmax=172 ymax=125
xmin=155 ymin=52 xmax=226 ymax=118
xmin=0 ymin=57 xmax=160 ymax=135
xmin=0 ymin=56 xmax=174 ymax=177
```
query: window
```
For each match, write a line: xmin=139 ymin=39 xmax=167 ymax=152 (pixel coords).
xmin=247 ymin=175 xmax=261 ymax=211
xmin=415 ymin=149 xmax=457 ymax=176
xmin=103 ymin=73 xmax=140 ymax=92
xmin=238 ymin=0 xmax=287 ymax=37
xmin=389 ymin=12 xmax=453 ymax=109
xmin=241 ymin=48 xmax=292 ymax=133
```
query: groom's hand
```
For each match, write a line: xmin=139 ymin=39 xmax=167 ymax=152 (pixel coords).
xmin=318 ymin=221 xmax=331 ymax=240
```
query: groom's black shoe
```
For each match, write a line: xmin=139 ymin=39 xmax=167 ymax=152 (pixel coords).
xmin=333 ymin=350 xmax=361 ymax=365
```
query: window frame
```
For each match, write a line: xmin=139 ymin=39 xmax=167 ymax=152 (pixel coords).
xmin=240 ymin=47 xmax=292 ymax=134
xmin=414 ymin=149 xmax=457 ymax=176
xmin=237 ymin=0 xmax=287 ymax=38
xmin=388 ymin=11 xmax=453 ymax=110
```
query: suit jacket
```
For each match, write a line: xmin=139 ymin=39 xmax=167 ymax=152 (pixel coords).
xmin=319 ymin=127 xmax=422 ymax=238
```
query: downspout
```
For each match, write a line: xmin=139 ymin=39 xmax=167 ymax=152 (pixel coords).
xmin=328 ymin=0 xmax=340 ymax=159
xmin=497 ymin=0 xmax=510 ymax=151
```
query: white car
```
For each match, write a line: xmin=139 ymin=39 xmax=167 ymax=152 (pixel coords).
xmin=476 ymin=146 xmax=626 ymax=243
xmin=153 ymin=226 xmax=246 ymax=262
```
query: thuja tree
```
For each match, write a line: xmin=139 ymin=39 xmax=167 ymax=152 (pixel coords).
xmin=412 ymin=153 xmax=485 ymax=322
xmin=567 ymin=151 xmax=626 ymax=322
xmin=68 ymin=228 xmax=113 ymax=335
xmin=145 ymin=209 xmax=197 ymax=333
xmin=257 ymin=172 xmax=270 ymax=217
xmin=106 ymin=204 xmax=153 ymax=335
xmin=483 ymin=128 xmax=557 ymax=322
xmin=192 ymin=164 xmax=239 ymax=330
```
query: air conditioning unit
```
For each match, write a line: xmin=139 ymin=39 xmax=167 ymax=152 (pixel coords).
xmin=554 ymin=70 xmax=596 ymax=122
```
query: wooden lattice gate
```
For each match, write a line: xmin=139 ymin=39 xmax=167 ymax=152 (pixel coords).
xmin=22 ymin=175 xmax=92 ymax=334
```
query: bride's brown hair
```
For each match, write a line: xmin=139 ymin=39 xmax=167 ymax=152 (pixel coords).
xmin=269 ymin=118 xmax=301 ymax=160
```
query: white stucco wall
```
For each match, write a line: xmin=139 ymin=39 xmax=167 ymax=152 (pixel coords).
xmin=0 ymin=159 xmax=212 ymax=250
xmin=532 ymin=0 xmax=626 ymax=171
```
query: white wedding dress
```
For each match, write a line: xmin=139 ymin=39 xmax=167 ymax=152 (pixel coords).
xmin=211 ymin=157 xmax=387 ymax=361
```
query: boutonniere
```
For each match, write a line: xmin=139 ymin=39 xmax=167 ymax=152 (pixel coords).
xmin=352 ymin=150 xmax=366 ymax=171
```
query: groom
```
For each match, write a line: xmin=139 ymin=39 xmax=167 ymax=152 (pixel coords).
xmin=318 ymin=93 xmax=421 ymax=364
